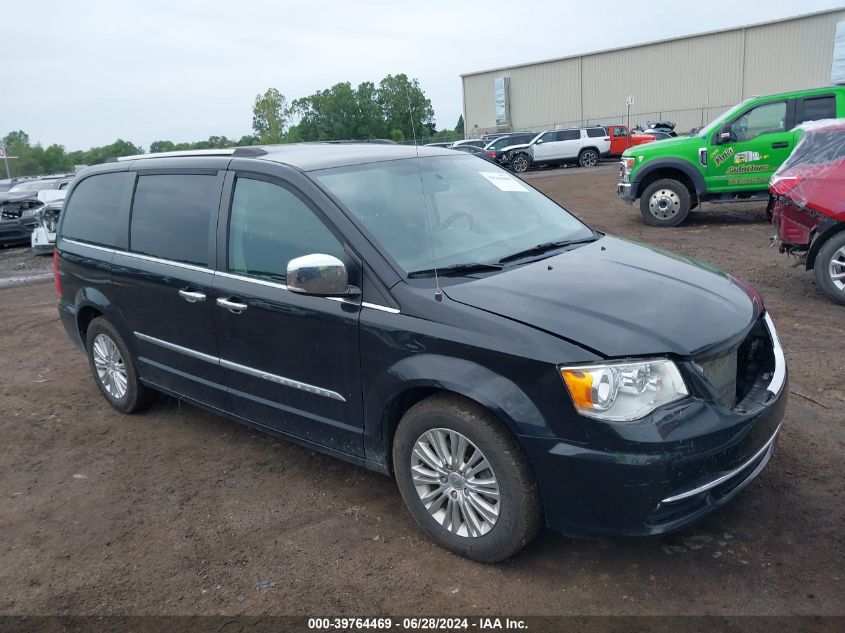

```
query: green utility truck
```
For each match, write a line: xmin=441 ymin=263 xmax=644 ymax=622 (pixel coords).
xmin=618 ymin=86 xmax=845 ymax=226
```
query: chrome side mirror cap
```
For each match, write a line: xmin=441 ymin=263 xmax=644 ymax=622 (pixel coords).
xmin=286 ymin=253 xmax=350 ymax=296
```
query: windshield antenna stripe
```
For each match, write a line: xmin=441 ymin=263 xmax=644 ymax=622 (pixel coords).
xmin=405 ymin=81 xmax=442 ymax=301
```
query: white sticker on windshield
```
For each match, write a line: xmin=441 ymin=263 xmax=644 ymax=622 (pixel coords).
xmin=479 ymin=171 xmax=528 ymax=192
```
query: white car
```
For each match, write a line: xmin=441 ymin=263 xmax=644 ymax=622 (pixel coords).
xmin=450 ymin=138 xmax=488 ymax=149
xmin=503 ymin=127 xmax=611 ymax=173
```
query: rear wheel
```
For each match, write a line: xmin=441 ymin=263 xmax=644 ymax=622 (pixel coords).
xmin=578 ymin=149 xmax=599 ymax=168
xmin=640 ymin=178 xmax=691 ymax=227
xmin=510 ymin=153 xmax=531 ymax=173
xmin=392 ymin=394 xmax=542 ymax=562
xmin=814 ymin=232 xmax=845 ymax=305
xmin=85 ymin=317 xmax=155 ymax=413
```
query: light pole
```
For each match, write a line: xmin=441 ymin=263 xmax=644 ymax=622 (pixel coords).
xmin=0 ymin=145 xmax=10 ymax=179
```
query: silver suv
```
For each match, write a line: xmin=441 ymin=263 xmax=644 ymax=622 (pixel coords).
xmin=505 ymin=127 xmax=611 ymax=173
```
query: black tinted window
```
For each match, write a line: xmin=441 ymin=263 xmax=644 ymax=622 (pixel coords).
xmin=800 ymin=96 xmax=836 ymax=124
xmin=586 ymin=127 xmax=606 ymax=138
xmin=228 ymin=178 xmax=344 ymax=283
xmin=61 ymin=172 xmax=128 ymax=247
xmin=558 ymin=130 xmax=580 ymax=141
xmin=130 ymin=174 xmax=219 ymax=266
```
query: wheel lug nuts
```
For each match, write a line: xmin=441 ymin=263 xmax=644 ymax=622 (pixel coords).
xmin=440 ymin=477 xmax=447 ymax=484
xmin=451 ymin=491 xmax=457 ymax=499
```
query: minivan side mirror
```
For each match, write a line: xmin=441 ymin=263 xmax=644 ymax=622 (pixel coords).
xmin=287 ymin=253 xmax=355 ymax=296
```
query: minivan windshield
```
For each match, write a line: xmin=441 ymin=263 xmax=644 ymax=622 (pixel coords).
xmin=313 ymin=155 xmax=594 ymax=275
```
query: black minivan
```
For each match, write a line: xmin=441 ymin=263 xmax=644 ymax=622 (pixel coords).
xmin=55 ymin=144 xmax=787 ymax=562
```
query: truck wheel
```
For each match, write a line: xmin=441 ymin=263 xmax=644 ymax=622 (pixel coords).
xmin=392 ymin=394 xmax=542 ymax=562
xmin=640 ymin=179 xmax=691 ymax=227
xmin=85 ymin=317 xmax=156 ymax=413
xmin=814 ymin=232 xmax=845 ymax=305
xmin=578 ymin=149 xmax=599 ymax=167
xmin=510 ymin=153 xmax=531 ymax=173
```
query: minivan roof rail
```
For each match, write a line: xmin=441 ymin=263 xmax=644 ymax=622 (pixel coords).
xmin=116 ymin=147 xmax=268 ymax=162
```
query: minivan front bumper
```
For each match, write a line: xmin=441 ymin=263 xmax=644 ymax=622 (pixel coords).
xmin=521 ymin=381 xmax=786 ymax=537
xmin=522 ymin=313 xmax=787 ymax=538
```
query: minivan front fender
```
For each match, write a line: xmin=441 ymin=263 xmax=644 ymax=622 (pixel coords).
xmin=363 ymin=353 xmax=553 ymax=469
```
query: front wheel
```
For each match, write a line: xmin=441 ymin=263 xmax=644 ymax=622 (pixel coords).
xmin=814 ymin=232 xmax=845 ymax=305
xmin=578 ymin=149 xmax=599 ymax=167
xmin=392 ymin=394 xmax=542 ymax=562
xmin=510 ymin=153 xmax=531 ymax=173
xmin=639 ymin=178 xmax=692 ymax=227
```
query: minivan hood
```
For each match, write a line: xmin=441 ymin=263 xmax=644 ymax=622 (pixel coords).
xmin=443 ymin=236 xmax=758 ymax=358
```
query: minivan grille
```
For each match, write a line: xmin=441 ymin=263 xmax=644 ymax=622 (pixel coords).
xmin=698 ymin=350 xmax=738 ymax=409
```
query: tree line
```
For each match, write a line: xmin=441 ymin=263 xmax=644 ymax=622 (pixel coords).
xmin=2 ymin=74 xmax=464 ymax=179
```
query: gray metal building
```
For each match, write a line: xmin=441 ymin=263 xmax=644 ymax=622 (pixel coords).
xmin=460 ymin=8 xmax=845 ymax=136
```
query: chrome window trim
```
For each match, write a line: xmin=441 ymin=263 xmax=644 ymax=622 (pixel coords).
xmin=60 ymin=238 xmax=117 ymax=255
xmin=61 ymin=242 xmax=400 ymax=314
xmin=660 ymin=422 xmax=781 ymax=505
xmin=117 ymin=250 xmax=210 ymax=274
xmin=215 ymin=270 xmax=288 ymax=290
xmin=763 ymin=312 xmax=786 ymax=396
xmin=133 ymin=331 xmax=346 ymax=402
xmin=362 ymin=302 xmax=400 ymax=314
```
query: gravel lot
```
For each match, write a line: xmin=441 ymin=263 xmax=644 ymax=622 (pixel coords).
xmin=1 ymin=164 xmax=843 ymax=617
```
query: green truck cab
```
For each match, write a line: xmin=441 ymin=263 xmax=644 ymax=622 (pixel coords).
xmin=618 ymin=86 xmax=845 ymax=226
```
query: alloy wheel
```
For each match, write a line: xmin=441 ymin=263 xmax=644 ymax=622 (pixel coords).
xmin=411 ymin=428 xmax=500 ymax=538
xmin=580 ymin=151 xmax=598 ymax=167
xmin=829 ymin=246 xmax=845 ymax=291
xmin=92 ymin=333 xmax=128 ymax=399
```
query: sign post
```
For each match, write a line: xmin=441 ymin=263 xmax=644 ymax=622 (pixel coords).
xmin=625 ymin=94 xmax=634 ymax=132
xmin=0 ymin=145 xmax=10 ymax=180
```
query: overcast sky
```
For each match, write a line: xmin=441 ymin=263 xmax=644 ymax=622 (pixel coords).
xmin=3 ymin=0 xmax=843 ymax=150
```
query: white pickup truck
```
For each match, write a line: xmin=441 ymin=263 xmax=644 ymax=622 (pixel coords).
xmin=503 ymin=126 xmax=611 ymax=173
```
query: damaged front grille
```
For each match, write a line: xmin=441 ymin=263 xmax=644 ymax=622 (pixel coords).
xmin=695 ymin=316 xmax=775 ymax=411
xmin=698 ymin=350 xmax=738 ymax=409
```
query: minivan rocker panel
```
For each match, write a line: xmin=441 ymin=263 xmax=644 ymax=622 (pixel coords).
xmin=54 ymin=143 xmax=786 ymax=562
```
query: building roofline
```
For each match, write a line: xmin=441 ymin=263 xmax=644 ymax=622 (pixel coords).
xmin=460 ymin=7 xmax=845 ymax=78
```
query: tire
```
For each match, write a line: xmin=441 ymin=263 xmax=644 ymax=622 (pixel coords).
xmin=85 ymin=317 xmax=155 ymax=413
xmin=639 ymin=178 xmax=692 ymax=227
xmin=578 ymin=148 xmax=599 ymax=168
xmin=510 ymin=153 xmax=531 ymax=174
xmin=813 ymin=232 xmax=845 ymax=305
xmin=392 ymin=394 xmax=542 ymax=562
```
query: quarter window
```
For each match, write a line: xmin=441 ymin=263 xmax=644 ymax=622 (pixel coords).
xmin=613 ymin=128 xmax=628 ymax=137
xmin=61 ymin=172 xmax=129 ymax=247
xmin=130 ymin=174 xmax=219 ymax=266
xmin=729 ymin=101 xmax=787 ymax=142
xmin=228 ymin=178 xmax=344 ymax=284
xmin=799 ymin=95 xmax=836 ymax=124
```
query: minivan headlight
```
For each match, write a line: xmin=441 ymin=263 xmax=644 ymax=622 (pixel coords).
xmin=559 ymin=360 xmax=688 ymax=422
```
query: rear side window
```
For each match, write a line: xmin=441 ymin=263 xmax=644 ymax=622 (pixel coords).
xmin=61 ymin=172 xmax=129 ymax=247
xmin=130 ymin=174 xmax=219 ymax=266
xmin=613 ymin=128 xmax=628 ymax=137
xmin=558 ymin=130 xmax=580 ymax=141
xmin=586 ymin=127 xmax=606 ymax=138
xmin=799 ymin=95 xmax=836 ymax=124
xmin=228 ymin=178 xmax=344 ymax=284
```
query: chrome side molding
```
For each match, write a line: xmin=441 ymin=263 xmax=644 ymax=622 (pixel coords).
xmin=133 ymin=331 xmax=346 ymax=402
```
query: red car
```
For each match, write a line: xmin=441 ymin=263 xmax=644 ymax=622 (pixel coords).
xmin=769 ymin=119 xmax=845 ymax=304
xmin=606 ymin=125 xmax=657 ymax=156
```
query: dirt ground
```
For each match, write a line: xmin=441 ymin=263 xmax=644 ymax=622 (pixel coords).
xmin=1 ymin=164 xmax=843 ymax=618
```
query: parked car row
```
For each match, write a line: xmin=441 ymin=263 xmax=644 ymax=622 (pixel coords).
xmin=0 ymin=174 xmax=72 ymax=249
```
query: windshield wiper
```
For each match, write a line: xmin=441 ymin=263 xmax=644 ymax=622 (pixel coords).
xmin=498 ymin=236 xmax=598 ymax=264
xmin=407 ymin=262 xmax=504 ymax=278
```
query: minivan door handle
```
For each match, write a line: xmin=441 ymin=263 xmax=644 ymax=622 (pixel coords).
xmin=771 ymin=141 xmax=789 ymax=149
xmin=216 ymin=297 xmax=248 ymax=314
xmin=178 ymin=289 xmax=206 ymax=303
